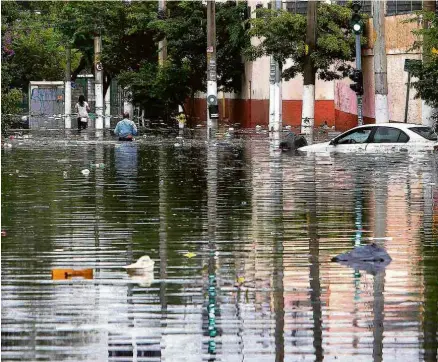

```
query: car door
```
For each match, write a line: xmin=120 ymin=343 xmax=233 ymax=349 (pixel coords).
xmin=365 ymin=126 xmax=410 ymax=153
xmin=331 ymin=127 xmax=374 ymax=153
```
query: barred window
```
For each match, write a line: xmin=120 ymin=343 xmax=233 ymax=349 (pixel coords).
xmin=386 ymin=1 xmax=423 ymax=15
xmin=284 ymin=0 xmax=308 ymax=15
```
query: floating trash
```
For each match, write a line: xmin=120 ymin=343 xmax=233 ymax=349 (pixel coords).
xmin=52 ymin=268 xmax=94 ymax=280
xmin=128 ymin=271 xmax=155 ymax=287
xmin=184 ymin=252 xmax=197 ymax=259
xmin=63 ymin=171 xmax=68 ymax=178
xmin=174 ymin=143 xmax=182 ymax=147
xmin=124 ymin=255 xmax=154 ymax=272
xmin=81 ymin=169 xmax=90 ymax=176
xmin=1 ymin=230 xmax=7 ymax=237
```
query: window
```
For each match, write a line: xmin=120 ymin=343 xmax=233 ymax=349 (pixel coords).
xmin=386 ymin=0 xmax=422 ymax=15
xmin=285 ymin=0 xmax=308 ymax=15
xmin=336 ymin=128 xmax=373 ymax=144
xmin=372 ymin=127 xmax=409 ymax=143
xmin=409 ymin=126 xmax=438 ymax=141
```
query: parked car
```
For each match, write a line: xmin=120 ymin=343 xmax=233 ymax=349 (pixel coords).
xmin=298 ymin=123 xmax=438 ymax=154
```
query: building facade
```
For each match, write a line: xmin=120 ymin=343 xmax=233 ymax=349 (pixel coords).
xmin=188 ymin=0 xmax=434 ymax=131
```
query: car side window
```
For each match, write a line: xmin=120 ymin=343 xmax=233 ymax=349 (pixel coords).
xmin=336 ymin=128 xmax=373 ymax=145
xmin=372 ymin=127 xmax=409 ymax=143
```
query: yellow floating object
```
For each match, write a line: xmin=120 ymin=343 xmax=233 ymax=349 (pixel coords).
xmin=52 ymin=268 xmax=93 ymax=280
xmin=237 ymin=277 xmax=245 ymax=284
xmin=184 ymin=252 xmax=197 ymax=258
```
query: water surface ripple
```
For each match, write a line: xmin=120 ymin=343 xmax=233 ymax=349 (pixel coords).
xmin=2 ymin=134 xmax=437 ymax=361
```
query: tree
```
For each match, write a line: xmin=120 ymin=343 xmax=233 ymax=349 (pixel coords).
xmin=118 ymin=60 xmax=192 ymax=121
xmin=246 ymin=2 xmax=365 ymax=81
xmin=145 ymin=0 xmax=249 ymax=120
xmin=1 ymin=1 xmax=67 ymax=92
xmin=405 ymin=10 xmax=438 ymax=108
xmin=56 ymin=1 xmax=159 ymax=96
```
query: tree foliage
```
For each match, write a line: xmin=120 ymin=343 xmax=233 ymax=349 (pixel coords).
xmin=246 ymin=2 xmax=366 ymax=81
xmin=405 ymin=10 xmax=438 ymax=108
xmin=118 ymin=60 xmax=192 ymax=120
xmin=56 ymin=1 xmax=159 ymax=94
xmin=1 ymin=1 xmax=67 ymax=91
xmin=152 ymin=0 xmax=250 ymax=94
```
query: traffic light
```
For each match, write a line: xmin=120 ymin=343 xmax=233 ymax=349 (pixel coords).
xmin=208 ymin=104 xmax=219 ymax=119
xmin=349 ymin=69 xmax=363 ymax=95
xmin=350 ymin=1 xmax=363 ymax=35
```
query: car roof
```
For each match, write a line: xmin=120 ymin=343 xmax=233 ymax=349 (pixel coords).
xmin=357 ymin=123 xmax=428 ymax=130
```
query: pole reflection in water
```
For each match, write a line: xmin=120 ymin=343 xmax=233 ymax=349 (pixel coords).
xmin=421 ymin=162 xmax=437 ymax=362
xmin=372 ymin=173 xmax=388 ymax=362
xmin=269 ymin=138 xmax=285 ymax=362
xmin=307 ymin=156 xmax=323 ymax=362
xmin=206 ymin=142 xmax=218 ymax=358
xmin=159 ymin=144 xmax=168 ymax=351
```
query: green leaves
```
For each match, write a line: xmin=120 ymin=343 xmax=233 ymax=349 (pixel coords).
xmin=247 ymin=2 xmax=365 ymax=81
xmin=404 ymin=10 xmax=438 ymax=107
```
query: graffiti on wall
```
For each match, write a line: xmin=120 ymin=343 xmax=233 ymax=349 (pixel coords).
xmin=30 ymin=87 xmax=64 ymax=129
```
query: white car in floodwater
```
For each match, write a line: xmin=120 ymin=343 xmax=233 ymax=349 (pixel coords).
xmin=298 ymin=123 xmax=438 ymax=154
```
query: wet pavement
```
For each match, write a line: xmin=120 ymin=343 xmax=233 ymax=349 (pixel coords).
xmin=1 ymin=131 xmax=437 ymax=361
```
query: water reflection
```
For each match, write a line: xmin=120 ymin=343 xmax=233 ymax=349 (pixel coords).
xmin=1 ymin=136 xmax=437 ymax=361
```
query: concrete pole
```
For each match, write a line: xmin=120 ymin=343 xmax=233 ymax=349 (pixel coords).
xmin=94 ymin=33 xmax=104 ymax=129
xmin=207 ymin=0 xmax=218 ymax=138
xmin=301 ymin=0 xmax=317 ymax=136
xmin=158 ymin=0 xmax=167 ymax=65
xmin=373 ymin=0 xmax=389 ymax=124
xmin=64 ymin=46 xmax=72 ymax=129
xmin=355 ymin=34 xmax=363 ymax=126
xmin=104 ymin=83 xmax=111 ymax=128
xmin=270 ymin=0 xmax=282 ymax=133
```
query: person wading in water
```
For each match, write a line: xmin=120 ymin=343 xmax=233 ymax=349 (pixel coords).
xmin=75 ymin=95 xmax=90 ymax=131
xmin=114 ymin=112 xmax=138 ymax=141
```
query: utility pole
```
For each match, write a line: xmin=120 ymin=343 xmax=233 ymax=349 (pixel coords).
xmin=373 ymin=0 xmax=389 ymax=124
xmin=64 ymin=46 xmax=71 ymax=129
xmin=207 ymin=0 xmax=218 ymax=138
xmin=94 ymin=33 xmax=104 ymax=129
xmin=301 ymin=1 xmax=317 ymax=136
xmin=421 ymin=0 xmax=436 ymax=126
xmin=350 ymin=1 xmax=364 ymax=125
xmin=158 ymin=0 xmax=167 ymax=64
xmin=269 ymin=0 xmax=282 ymax=133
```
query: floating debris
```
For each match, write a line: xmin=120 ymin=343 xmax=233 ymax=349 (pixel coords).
xmin=184 ymin=252 xmax=197 ymax=259
xmin=124 ymin=255 xmax=154 ymax=272
xmin=81 ymin=169 xmax=90 ymax=176
xmin=52 ymin=268 xmax=94 ymax=280
xmin=1 ymin=230 xmax=7 ymax=237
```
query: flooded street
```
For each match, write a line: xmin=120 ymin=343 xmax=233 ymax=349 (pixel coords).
xmin=2 ymin=132 xmax=437 ymax=362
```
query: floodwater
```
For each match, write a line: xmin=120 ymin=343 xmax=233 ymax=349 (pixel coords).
xmin=1 ymin=131 xmax=437 ymax=362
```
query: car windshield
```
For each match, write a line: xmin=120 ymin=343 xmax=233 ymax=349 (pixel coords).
xmin=409 ymin=127 xmax=438 ymax=141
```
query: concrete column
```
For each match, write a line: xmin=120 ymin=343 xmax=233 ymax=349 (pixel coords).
xmin=105 ymin=84 xmax=111 ymax=128
xmin=94 ymin=34 xmax=104 ymax=129
xmin=207 ymin=0 xmax=218 ymax=137
xmin=373 ymin=0 xmax=389 ymax=124
xmin=65 ymin=47 xmax=71 ymax=129
xmin=301 ymin=0 xmax=317 ymax=135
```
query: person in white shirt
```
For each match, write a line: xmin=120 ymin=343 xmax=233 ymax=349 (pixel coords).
xmin=75 ymin=95 xmax=90 ymax=130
